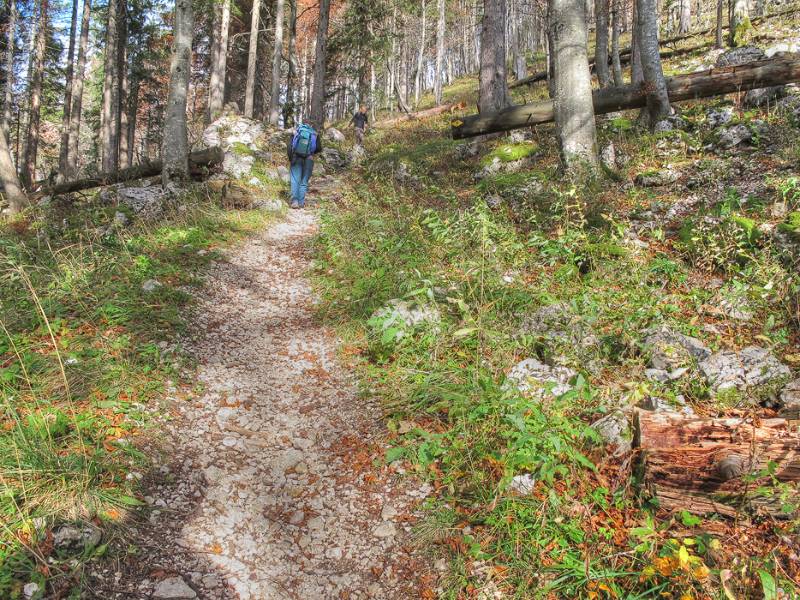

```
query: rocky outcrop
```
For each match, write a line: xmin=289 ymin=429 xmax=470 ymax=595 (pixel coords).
xmin=715 ymin=46 xmax=765 ymax=67
xmin=699 ymin=346 xmax=791 ymax=393
xmin=642 ymin=326 xmax=711 ymax=372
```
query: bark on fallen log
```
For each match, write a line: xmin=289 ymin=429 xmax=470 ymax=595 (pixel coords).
xmin=635 ymin=410 xmax=800 ymax=517
xmin=377 ymin=102 xmax=466 ymax=127
xmin=36 ymin=147 xmax=224 ymax=197
xmin=509 ymin=5 xmax=800 ymax=89
xmin=452 ymin=56 xmax=800 ymax=139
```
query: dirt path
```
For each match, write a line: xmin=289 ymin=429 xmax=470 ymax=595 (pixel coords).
xmin=99 ymin=189 xmax=429 ymax=599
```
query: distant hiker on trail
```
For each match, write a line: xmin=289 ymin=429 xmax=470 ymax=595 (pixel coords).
xmin=286 ymin=122 xmax=322 ymax=209
xmin=350 ymin=105 xmax=368 ymax=146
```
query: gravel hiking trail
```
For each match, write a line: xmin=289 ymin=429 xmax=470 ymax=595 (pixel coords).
xmin=97 ymin=185 xmax=430 ymax=599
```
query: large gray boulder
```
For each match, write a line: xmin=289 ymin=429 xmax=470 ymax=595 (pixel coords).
xmin=324 ymin=127 xmax=346 ymax=142
xmin=700 ymin=346 xmax=791 ymax=393
xmin=706 ymin=106 xmax=734 ymax=128
xmin=201 ymin=114 xmax=264 ymax=150
xmin=779 ymin=378 xmax=800 ymax=414
xmin=222 ymin=152 xmax=255 ymax=179
xmin=504 ymin=358 xmax=576 ymax=400
xmin=321 ymin=147 xmax=349 ymax=170
xmin=118 ymin=185 xmax=171 ymax=218
xmin=642 ymin=326 xmax=711 ymax=371
xmin=635 ymin=167 xmax=679 ymax=187
xmin=717 ymin=124 xmax=752 ymax=149
xmin=152 ymin=576 xmax=197 ymax=599
xmin=743 ymin=85 xmax=786 ymax=108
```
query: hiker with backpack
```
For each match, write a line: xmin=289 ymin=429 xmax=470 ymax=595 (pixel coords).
xmin=350 ymin=105 xmax=368 ymax=146
xmin=286 ymin=122 xmax=322 ymax=209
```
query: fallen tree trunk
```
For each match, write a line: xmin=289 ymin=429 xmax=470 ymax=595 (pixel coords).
xmin=509 ymin=5 xmax=800 ymax=89
xmin=635 ymin=410 xmax=800 ymax=517
xmin=452 ymin=56 xmax=800 ymax=139
xmin=377 ymin=102 xmax=466 ymax=127
xmin=36 ymin=147 xmax=224 ymax=197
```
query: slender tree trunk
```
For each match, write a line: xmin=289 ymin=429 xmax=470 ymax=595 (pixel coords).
xmin=20 ymin=0 xmax=47 ymax=190
xmin=0 ymin=118 xmax=25 ymax=212
xmin=3 ymin=0 xmax=16 ymax=141
xmin=611 ymin=0 xmax=623 ymax=84
xmin=283 ymin=0 xmax=298 ymax=126
xmin=268 ymin=0 xmax=285 ymax=124
xmin=119 ymin=44 xmax=130 ymax=168
xmin=100 ymin=0 xmax=120 ymax=173
xmin=162 ymin=0 xmax=193 ymax=184
xmin=715 ymin=0 xmax=724 ymax=47
xmin=309 ymin=0 xmax=331 ymax=127
xmin=126 ymin=77 xmax=138 ymax=167
xmin=56 ymin=0 xmax=79 ymax=181
xmin=479 ymin=0 xmax=510 ymax=113
xmin=548 ymin=0 xmax=598 ymax=173
xmin=637 ymin=0 xmax=671 ymax=126
xmin=208 ymin=0 xmax=230 ymax=121
xmin=678 ymin=0 xmax=691 ymax=33
xmin=66 ymin=0 xmax=90 ymax=180
xmin=414 ymin=0 xmax=427 ymax=105
xmin=244 ymin=0 xmax=261 ymax=118
xmin=729 ymin=0 xmax=749 ymax=46
xmin=434 ymin=0 xmax=445 ymax=104
xmin=595 ymin=0 xmax=611 ymax=86
xmin=630 ymin=0 xmax=643 ymax=83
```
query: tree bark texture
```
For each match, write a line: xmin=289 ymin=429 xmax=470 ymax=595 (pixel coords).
xmin=162 ymin=0 xmax=193 ymax=184
xmin=479 ymin=0 xmax=510 ymax=114
xmin=268 ymin=0 xmax=285 ymax=125
xmin=716 ymin=0 xmax=724 ymax=48
xmin=208 ymin=0 xmax=230 ymax=122
xmin=434 ymin=0 xmax=446 ymax=105
xmin=20 ymin=0 xmax=47 ymax=190
xmin=594 ymin=0 xmax=611 ymax=86
xmin=678 ymin=0 xmax=691 ymax=34
xmin=548 ymin=0 xmax=598 ymax=171
xmin=244 ymin=0 xmax=261 ymax=118
xmin=414 ymin=0 xmax=427 ymax=105
xmin=611 ymin=0 xmax=623 ymax=84
xmin=309 ymin=0 xmax=331 ymax=127
xmin=57 ymin=0 xmax=79 ymax=181
xmin=100 ymin=0 xmax=121 ymax=173
xmin=451 ymin=56 xmax=800 ymax=138
xmin=65 ymin=0 xmax=90 ymax=180
xmin=283 ymin=0 xmax=298 ymax=126
xmin=637 ymin=0 xmax=671 ymax=126
xmin=0 ymin=111 xmax=26 ymax=212
xmin=729 ymin=0 xmax=750 ymax=46
xmin=3 ymin=0 xmax=16 ymax=140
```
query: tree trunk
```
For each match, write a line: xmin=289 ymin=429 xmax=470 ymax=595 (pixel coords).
xmin=716 ymin=0 xmax=724 ymax=48
xmin=635 ymin=410 xmax=800 ymax=517
xmin=0 ymin=113 xmax=26 ymax=212
xmin=244 ymin=0 xmax=261 ymax=118
xmin=729 ymin=0 xmax=750 ymax=46
xmin=100 ymin=0 xmax=120 ymax=173
xmin=57 ymin=0 xmax=79 ymax=182
xmin=3 ymin=0 xmax=16 ymax=141
xmin=162 ymin=0 xmax=193 ymax=184
xmin=630 ymin=0 xmax=643 ymax=84
xmin=637 ymin=0 xmax=671 ymax=127
xmin=434 ymin=0 xmax=445 ymax=105
xmin=119 ymin=44 xmax=130 ymax=169
xmin=65 ymin=0 xmax=90 ymax=180
xmin=479 ymin=0 xmax=511 ymax=113
xmin=268 ymin=0 xmax=285 ymax=125
xmin=207 ymin=0 xmax=230 ymax=122
xmin=678 ymin=0 xmax=691 ymax=33
xmin=451 ymin=56 xmax=800 ymax=137
xmin=126 ymin=77 xmax=138 ymax=168
xmin=611 ymin=0 xmax=623 ymax=84
xmin=594 ymin=0 xmax=611 ymax=87
xmin=414 ymin=0 xmax=427 ymax=105
xmin=548 ymin=0 xmax=598 ymax=172
xmin=309 ymin=0 xmax=331 ymax=127
xmin=20 ymin=0 xmax=47 ymax=190
xmin=283 ymin=0 xmax=298 ymax=127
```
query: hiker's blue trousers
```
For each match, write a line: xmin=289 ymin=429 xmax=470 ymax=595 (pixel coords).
xmin=290 ymin=156 xmax=314 ymax=206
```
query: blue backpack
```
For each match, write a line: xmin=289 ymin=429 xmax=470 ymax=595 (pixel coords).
xmin=291 ymin=124 xmax=317 ymax=158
